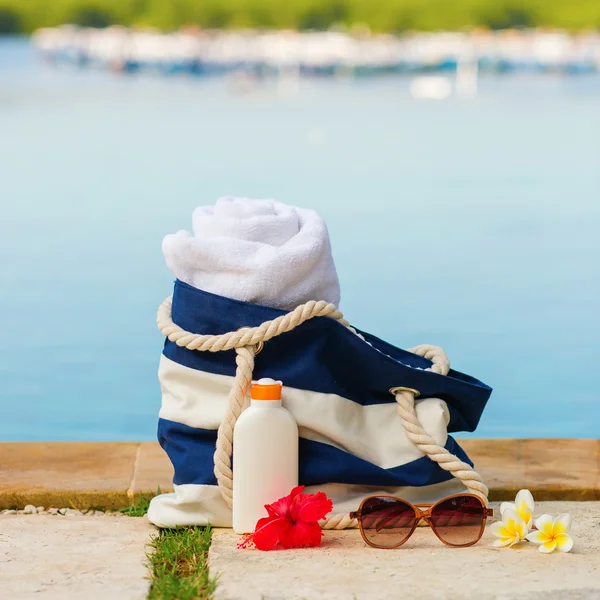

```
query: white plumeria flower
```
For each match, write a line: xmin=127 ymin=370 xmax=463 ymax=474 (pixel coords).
xmin=490 ymin=508 xmax=528 ymax=548
xmin=500 ymin=489 xmax=535 ymax=530
xmin=526 ymin=514 xmax=574 ymax=554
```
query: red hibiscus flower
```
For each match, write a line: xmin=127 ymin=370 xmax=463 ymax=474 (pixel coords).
xmin=238 ymin=486 xmax=333 ymax=551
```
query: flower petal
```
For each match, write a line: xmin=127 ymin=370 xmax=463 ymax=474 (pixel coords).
xmin=553 ymin=514 xmax=572 ymax=536
xmin=289 ymin=485 xmax=306 ymax=498
xmin=534 ymin=514 xmax=554 ymax=537
xmin=514 ymin=519 xmax=528 ymax=539
xmin=493 ymin=537 xmax=515 ymax=548
xmin=539 ymin=539 xmax=557 ymax=554
xmin=517 ymin=509 xmax=533 ymax=529
xmin=502 ymin=508 xmax=520 ymax=524
xmin=279 ymin=521 xmax=322 ymax=549
xmin=555 ymin=533 xmax=573 ymax=553
xmin=501 ymin=508 xmax=527 ymax=538
xmin=267 ymin=486 xmax=305 ymax=520
xmin=526 ymin=530 xmax=550 ymax=545
xmin=489 ymin=521 xmax=510 ymax=538
xmin=251 ymin=516 xmax=289 ymax=551
xmin=515 ymin=489 xmax=535 ymax=512
xmin=500 ymin=502 xmax=516 ymax=515
xmin=293 ymin=490 xmax=334 ymax=523
xmin=264 ymin=504 xmax=280 ymax=519
xmin=508 ymin=533 xmax=522 ymax=547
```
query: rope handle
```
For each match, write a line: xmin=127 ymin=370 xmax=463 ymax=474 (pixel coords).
xmin=157 ymin=296 xmax=488 ymax=530
xmin=157 ymin=295 xmax=355 ymax=351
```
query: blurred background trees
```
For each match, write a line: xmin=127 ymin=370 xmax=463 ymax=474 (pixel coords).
xmin=0 ymin=0 xmax=599 ymax=34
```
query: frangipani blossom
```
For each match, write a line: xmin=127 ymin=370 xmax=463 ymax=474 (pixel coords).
xmin=490 ymin=508 xmax=528 ymax=548
xmin=526 ymin=514 xmax=574 ymax=554
xmin=500 ymin=489 xmax=535 ymax=529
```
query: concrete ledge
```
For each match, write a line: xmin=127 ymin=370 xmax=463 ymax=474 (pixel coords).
xmin=460 ymin=439 xmax=600 ymax=501
xmin=0 ymin=442 xmax=174 ymax=510
xmin=0 ymin=439 xmax=598 ymax=509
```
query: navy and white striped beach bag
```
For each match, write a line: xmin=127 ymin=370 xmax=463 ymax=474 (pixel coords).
xmin=148 ymin=280 xmax=492 ymax=528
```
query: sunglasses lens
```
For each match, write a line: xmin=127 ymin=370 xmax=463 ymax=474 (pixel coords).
xmin=430 ymin=495 xmax=486 ymax=546
xmin=359 ymin=497 xmax=417 ymax=548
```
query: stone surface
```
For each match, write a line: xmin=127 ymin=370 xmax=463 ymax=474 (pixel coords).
xmin=0 ymin=442 xmax=139 ymax=509
xmin=1 ymin=440 xmax=598 ymax=509
xmin=131 ymin=442 xmax=175 ymax=497
xmin=208 ymin=502 xmax=600 ymax=600
xmin=0 ymin=516 xmax=153 ymax=600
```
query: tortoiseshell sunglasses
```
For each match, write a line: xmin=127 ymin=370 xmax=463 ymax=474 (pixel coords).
xmin=350 ymin=493 xmax=493 ymax=549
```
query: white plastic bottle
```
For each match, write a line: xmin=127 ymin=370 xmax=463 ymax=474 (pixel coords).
xmin=232 ymin=377 xmax=299 ymax=534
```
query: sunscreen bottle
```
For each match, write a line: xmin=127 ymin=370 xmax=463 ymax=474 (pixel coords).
xmin=232 ymin=378 xmax=299 ymax=534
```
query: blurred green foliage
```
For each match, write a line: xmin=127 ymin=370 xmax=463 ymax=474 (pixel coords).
xmin=0 ymin=6 xmax=21 ymax=33
xmin=0 ymin=0 xmax=599 ymax=34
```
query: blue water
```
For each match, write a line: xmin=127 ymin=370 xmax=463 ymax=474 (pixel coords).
xmin=1 ymin=38 xmax=599 ymax=441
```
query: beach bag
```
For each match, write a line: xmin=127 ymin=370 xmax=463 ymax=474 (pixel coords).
xmin=147 ymin=279 xmax=492 ymax=529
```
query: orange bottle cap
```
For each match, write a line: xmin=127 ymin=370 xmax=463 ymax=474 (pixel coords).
xmin=251 ymin=378 xmax=283 ymax=401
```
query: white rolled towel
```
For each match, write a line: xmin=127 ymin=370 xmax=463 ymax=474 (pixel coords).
xmin=162 ymin=197 xmax=340 ymax=310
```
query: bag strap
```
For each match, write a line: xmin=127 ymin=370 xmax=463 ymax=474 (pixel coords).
xmin=157 ymin=296 xmax=488 ymax=530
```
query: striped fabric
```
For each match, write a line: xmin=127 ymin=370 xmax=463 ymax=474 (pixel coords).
xmin=148 ymin=280 xmax=492 ymax=528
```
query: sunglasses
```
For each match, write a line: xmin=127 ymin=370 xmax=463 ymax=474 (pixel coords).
xmin=350 ymin=493 xmax=493 ymax=549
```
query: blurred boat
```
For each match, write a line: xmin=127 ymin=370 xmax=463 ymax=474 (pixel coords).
xmin=409 ymin=76 xmax=452 ymax=100
xmin=456 ymin=53 xmax=478 ymax=98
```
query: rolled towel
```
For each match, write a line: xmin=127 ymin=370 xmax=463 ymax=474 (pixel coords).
xmin=162 ymin=197 xmax=340 ymax=310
